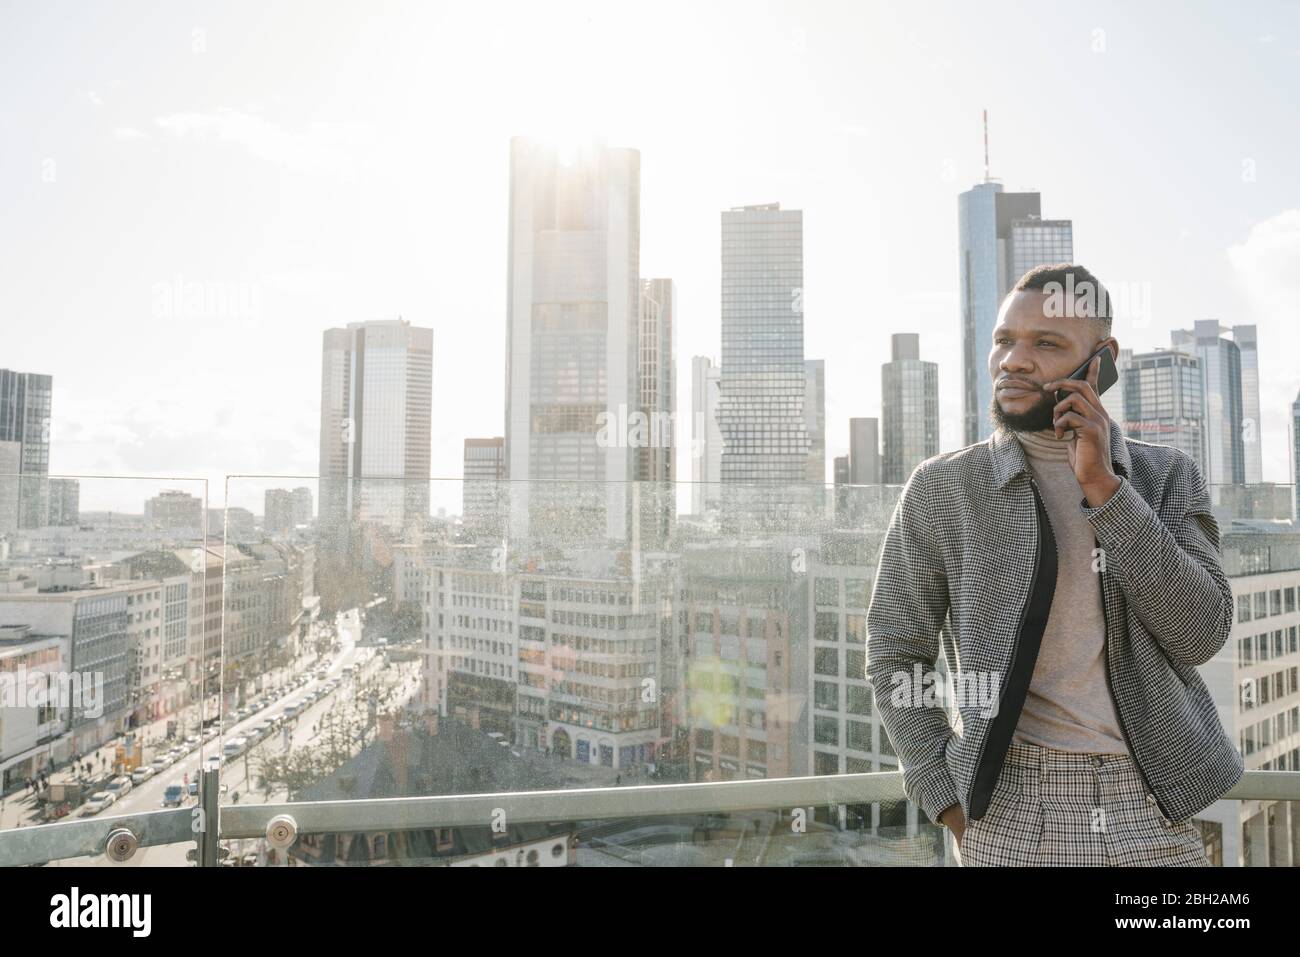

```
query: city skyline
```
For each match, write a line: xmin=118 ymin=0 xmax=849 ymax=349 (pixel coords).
xmin=3 ymin=1 xmax=1299 ymax=519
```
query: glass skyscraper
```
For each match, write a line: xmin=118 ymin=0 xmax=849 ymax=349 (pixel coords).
xmin=690 ymin=356 xmax=723 ymax=515
xmin=1122 ymin=348 xmax=1206 ymax=472
xmin=958 ymin=182 xmax=1073 ymax=445
xmin=1170 ymin=321 xmax=1259 ymax=489
xmin=318 ymin=318 xmax=434 ymax=539
xmin=504 ymin=137 xmax=641 ymax=542
xmin=1292 ymin=388 xmax=1300 ymax=522
xmin=0 ymin=368 xmax=53 ymax=529
xmin=718 ymin=204 xmax=811 ymax=486
xmin=881 ymin=333 xmax=939 ymax=484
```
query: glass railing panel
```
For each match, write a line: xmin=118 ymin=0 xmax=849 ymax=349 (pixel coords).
xmin=0 ymin=475 xmax=213 ymax=865
xmin=211 ymin=475 xmax=1299 ymax=866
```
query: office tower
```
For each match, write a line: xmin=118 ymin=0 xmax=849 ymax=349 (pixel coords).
xmin=848 ymin=417 xmax=881 ymax=485
xmin=1170 ymin=321 xmax=1256 ymax=489
xmin=833 ymin=455 xmax=850 ymax=486
xmin=462 ymin=437 xmax=505 ymax=533
xmin=504 ymin=137 xmax=640 ymax=541
xmin=690 ymin=357 xmax=723 ymax=514
xmin=0 ymin=369 xmax=53 ymax=528
xmin=292 ymin=487 xmax=313 ymax=526
xmin=805 ymin=359 xmax=826 ymax=485
xmin=718 ymin=204 xmax=811 ymax=486
xmin=0 ymin=441 xmax=19 ymax=534
xmin=264 ymin=488 xmax=295 ymax=536
xmin=1121 ymin=348 xmax=1206 ymax=470
xmin=881 ymin=334 xmax=939 ymax=484
xmin=47 ymin=478 xmax=79 ymax=526
xmin=636 ymin=279 xmax=677 ymax=481
xmin=1292 ymin=389 xmax=1300 ymax=523
xmin=319 ymin=318 xmax=434 ymax=538
xmin=635 ymin=278 xmax=677 ymax=544
xmin=958 ymin=184 xmax=1073 ymax=444
xmin=1236 ymin=326 xmax=1262 ymax=484
xmin=145 ymin=489 xmax=204 ymax=529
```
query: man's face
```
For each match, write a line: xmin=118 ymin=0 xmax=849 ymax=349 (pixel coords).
xmin=987 ymin=290 xmax=1116 ymax=433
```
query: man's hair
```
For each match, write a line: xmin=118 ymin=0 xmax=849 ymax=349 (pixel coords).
xmin=1011 ymin=262 xmax=1112 ymax=337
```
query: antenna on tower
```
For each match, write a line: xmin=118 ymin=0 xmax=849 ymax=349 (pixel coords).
xmin=982 ymin=109 xmax=990 ymax=182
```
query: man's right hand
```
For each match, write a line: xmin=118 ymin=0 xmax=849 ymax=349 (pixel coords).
xmin=940 ymin=803 xmax=967 ymax=845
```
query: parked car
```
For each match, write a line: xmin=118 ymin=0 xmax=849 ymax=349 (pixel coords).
xmin=149 ymin=756 xmax=171 ymax=773
xmin=104 ymin=776 xmax=132 ymax=798
xmin=79 ymin=792 xmax=116 ymax=816
xmin=222 ymin=737 xmax=248 ymax=759
xmin=130 ymin=767 xmax=154 ymax=785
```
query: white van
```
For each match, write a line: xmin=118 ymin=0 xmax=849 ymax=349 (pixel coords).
xmin=222 ymin=737 xmax=248 ymax=759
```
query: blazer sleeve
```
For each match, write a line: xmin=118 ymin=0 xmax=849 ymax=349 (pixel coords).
xmin=1081 ymin=449 xmax=1235 ymax=668
xmin=866 ymin=461 xmax=959 ymax=826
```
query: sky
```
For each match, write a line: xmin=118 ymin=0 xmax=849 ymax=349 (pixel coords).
xmin=2 ymin=0 xmax=1298 ymax=515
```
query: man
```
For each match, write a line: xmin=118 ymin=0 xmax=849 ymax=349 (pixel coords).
xmin=866 ymin=263 xmax=1243 ymax=866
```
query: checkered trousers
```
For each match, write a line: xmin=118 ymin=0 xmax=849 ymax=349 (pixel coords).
xmin=951 ymin=740 xmax=1210 ymax=867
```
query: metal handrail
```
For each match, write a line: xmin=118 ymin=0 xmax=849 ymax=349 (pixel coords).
xmin=3 ymin=768 xmax=1299 ymax=867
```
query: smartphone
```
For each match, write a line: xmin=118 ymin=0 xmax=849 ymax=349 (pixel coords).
xmin=1055 ymin=344 xmax=1118 ymax=405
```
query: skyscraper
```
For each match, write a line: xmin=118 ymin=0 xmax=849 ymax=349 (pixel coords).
xmin=1236 ymin=326 xmax=1262 ymax=484
xmin=264 ymin=488 xmax=296 ymax=536
xmin=291 ymin=487 xmax=313 ymax=526
xmin=881 ymin=334 xmax=939 ymax=484
xmin=462 ymin=437 xmax=506 ymax=534
xmin=958 ymin=184 xmax=1073 ymax=444
xmin=318 ymin=319 xmax=433 ymax=539
xmin=805 ymin=359 xmax=826 ymax=485
xmin=504 ymin=137 xmax=640 ymax=541
xmin=47 ymin=477 xmax=79 ymax=527
xmin=1291 ymin=389 xmax=1300 ymax=523
xmin=848 ymin=417 xmax=881 ymax=485
xmin=635 ymin=277 xmax=677 ymax=544
xmin=0 ymin=442 xmax=19 ymax=535
xmin=718 ymin=204 xmax=811 ymax=485
xmin=1170 ymin=321 xmax=1258 ymax=489
xmin=1121 ymin=348 xmax=1206 ymax=471
xmin=0 ymin=369 xmax=53 ymax=528
xmin=690 ymin=356 xmax=723 ymax=515
xmin=636 ymin=278 xmax=677 ymax=484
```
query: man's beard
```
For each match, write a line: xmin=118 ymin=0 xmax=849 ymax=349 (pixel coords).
xmin=989 ymin=387 xmax=1056 ymax=432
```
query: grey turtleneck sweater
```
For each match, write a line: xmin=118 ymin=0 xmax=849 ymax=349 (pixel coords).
xmin=1011 ymin=427 xmax=1128 ymax=754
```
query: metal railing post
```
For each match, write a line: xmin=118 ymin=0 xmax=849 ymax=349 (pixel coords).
xmin=197 ymin=768 xmax=221 ymax=867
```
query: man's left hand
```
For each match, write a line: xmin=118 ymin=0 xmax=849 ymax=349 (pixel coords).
xmin=1044 ymin=354 xmax=1122 ymax=508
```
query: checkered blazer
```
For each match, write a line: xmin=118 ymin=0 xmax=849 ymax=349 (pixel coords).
xmin=866 ymin=417 xmax=1244 ymax=827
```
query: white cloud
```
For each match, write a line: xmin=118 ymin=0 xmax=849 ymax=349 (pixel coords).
xmin=1228 ymin=209 xmax=1300 ymax=318
xmin=1227 ymin=209 xmax=1300 ymax=483
xmin=153 ymin=108 xmax=365 ymax=176
xmin=112 ymin=126 xmax=147 ymax=140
